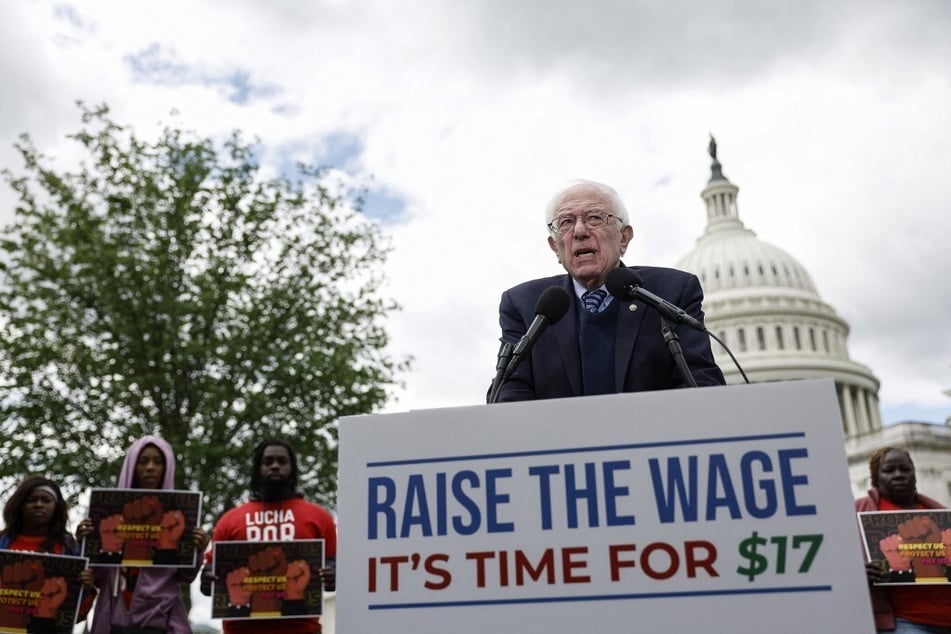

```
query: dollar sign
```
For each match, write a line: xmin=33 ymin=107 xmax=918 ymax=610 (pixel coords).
xmin=736 ymin=531 xmax=768 ymax=582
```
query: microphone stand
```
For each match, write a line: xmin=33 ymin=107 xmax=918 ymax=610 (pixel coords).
xmin=659 ymin=316 xmax=698 ymax=388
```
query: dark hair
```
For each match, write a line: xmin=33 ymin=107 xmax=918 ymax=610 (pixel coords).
xmin=869 ymin=446 xmax=913 ymax=488
xmin=250 ymin=438 xmax=300 ymax=499
xmin=1 ymin=475 xmax=75 ymax=553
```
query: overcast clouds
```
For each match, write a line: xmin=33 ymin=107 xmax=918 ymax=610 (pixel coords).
xmin=2 ymin=0 xmax=950 ymax=430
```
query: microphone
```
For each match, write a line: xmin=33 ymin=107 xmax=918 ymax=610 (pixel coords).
xmin=507 ymin=285 xmax=571 ymax=374
xmin=486 ymin=342 xmax=513 ymax=404
xmin=605 ymin=267 xmax=707 ymax=332
xmin=495 ymin=342 xmax=514 ymax=374
xmin=489 ymin=286 xmax=571 ymax=403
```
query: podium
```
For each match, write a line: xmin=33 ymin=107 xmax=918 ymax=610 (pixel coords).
xmin=337 ymin=379 xmax=875 ymax=633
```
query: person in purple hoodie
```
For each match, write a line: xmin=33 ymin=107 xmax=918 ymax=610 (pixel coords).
xmin=76 ymin=435 xmax=209 ymax=634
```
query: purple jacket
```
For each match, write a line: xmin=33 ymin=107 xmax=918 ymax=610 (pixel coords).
xmin=854 ymin=487 xmax=946 ymax=631
xmin=89 ymin=435 xmax=202 ymax=634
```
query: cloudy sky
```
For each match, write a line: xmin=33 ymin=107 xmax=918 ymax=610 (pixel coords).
xmin=2 ymin=0 xmax=950 ymax=429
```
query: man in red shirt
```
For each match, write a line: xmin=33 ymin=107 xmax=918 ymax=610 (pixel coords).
xmin=201 ymin=439 xmax=337 ymax=633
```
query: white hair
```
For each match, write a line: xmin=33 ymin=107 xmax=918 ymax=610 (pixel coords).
xmin=544 ymin=179 xmax=630 ymax=227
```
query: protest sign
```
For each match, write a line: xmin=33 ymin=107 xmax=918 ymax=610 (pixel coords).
xmin=82 ymin=489 xmax=202 ymax=567
xmin=859 ymin=509 xmax=951 ymax=585
xmin=210 ymin=539 xmax=325 ymax=620
xmin=0 ymin=550 xmax=87 ymax=634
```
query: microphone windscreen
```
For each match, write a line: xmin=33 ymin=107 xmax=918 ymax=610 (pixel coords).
xmin=535 ymin=286 xmax=571 ymax=323
xmin=605 ymin=267 xmax=644 ymax=299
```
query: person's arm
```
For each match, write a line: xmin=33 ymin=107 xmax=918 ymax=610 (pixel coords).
xmin=199 ymin=563 xmax=217 ymax=596
xmin=75 ymin=569 xmax=97 ymax=622
xmin=200 ymin=515 xmax=229 ymax=596
xmin=176 ymin=525 xmax=211 ymax=582
xmin=314 ymin=504 xmax=338 ymax=592
xmin=319 ymin=556 xmax=336 ymax=592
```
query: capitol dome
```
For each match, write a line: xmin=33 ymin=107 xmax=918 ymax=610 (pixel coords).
xmin=678 ymin=220 xmax=818 ymax=296
xmin=676 ymin=143 xmax=882 ymax=437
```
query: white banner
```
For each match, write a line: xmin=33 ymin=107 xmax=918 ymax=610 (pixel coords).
xmin=337 ymin=379 xmax=875 ymax=633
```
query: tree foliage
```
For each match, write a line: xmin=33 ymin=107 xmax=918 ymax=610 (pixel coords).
xmin=0 ymin=103 xmax=407 ymax=523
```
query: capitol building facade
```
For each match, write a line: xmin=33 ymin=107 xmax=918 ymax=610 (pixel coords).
xmin=676 ymin=143 xmax=951 ymax=506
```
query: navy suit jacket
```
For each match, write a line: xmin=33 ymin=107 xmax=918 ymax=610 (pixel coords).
xmin=494 ymin=265 xmax=725 ymax=402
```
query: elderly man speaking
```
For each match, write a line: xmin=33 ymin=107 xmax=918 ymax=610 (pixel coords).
xmin=491 ymin=179 xmax=724 ymax=402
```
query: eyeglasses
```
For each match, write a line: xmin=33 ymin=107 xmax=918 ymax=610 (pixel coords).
xmin=547 ymin=211 xmax=620 ymax=235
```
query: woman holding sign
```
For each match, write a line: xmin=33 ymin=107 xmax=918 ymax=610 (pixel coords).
xmin=855 ymin=446 xmax=951 ymax=633
xmin=76 ymin=435 xmax=210 ymax=634
xmin=1 ymin=475 xmax=94 ymax=631
xmin=1 ymin=475 xmax=79 ymax=555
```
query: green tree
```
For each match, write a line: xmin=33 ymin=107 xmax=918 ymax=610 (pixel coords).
xmin=0 ymin=104 xmax=408 ymax=522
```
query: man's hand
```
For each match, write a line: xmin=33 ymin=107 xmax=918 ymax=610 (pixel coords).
xmin=199 ymin=566 xmax=218 ymax=597
xmin=318 ymin=565 xmax=336 ymax=593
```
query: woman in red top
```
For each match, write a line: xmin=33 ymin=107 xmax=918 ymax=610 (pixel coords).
xmin=855 ymin=447 xmax=951 ymax=633
xmin=0 ymin=475 xmax=92 ymax=632
xmin=0 ymin=475 xmax=78 ymax=555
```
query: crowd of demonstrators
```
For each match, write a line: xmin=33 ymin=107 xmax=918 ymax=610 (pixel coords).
xmin=5 ymin=407 xmax=951 ymax=634
xmin=1 ymin=436 xmax=337 ymax=634
xmin=491 ymin=179 xmax=724 ymax=403
xmin=855 ymin=446 xmax=951 ymax=633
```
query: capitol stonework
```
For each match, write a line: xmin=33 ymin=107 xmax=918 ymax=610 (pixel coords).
xmin=676 ymin=139 xmax=951 ymax=506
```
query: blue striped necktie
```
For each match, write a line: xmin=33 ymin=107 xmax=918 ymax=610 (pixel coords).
xmin=582 ymin=289 xmax=607 ymax=314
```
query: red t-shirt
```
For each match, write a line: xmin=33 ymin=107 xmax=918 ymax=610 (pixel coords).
xmin=208 ymin=497 xmax=337 ymax=634
xmin=877 ymin=497 xmax=951 ymax=627
xmin=5 ymin=533 xmax=68 ymax=553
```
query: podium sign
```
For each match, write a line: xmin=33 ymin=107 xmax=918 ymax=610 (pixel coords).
xmin=337 ymin=379 xmax=875 ymax=633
